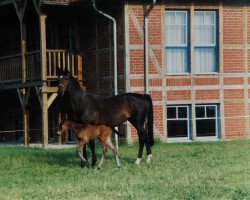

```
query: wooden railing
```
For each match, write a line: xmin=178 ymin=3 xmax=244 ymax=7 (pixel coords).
xmin=0 ymin=54 xmax=22 ymax=83
xmin=0 ymin=49 xmax=81 ymax=84
xmin=26 ymin=50 xmax=41 ymax=80
xmin=46 ymin=49 xmax=80 ymax=79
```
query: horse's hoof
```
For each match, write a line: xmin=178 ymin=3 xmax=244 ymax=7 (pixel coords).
xmin=135 ymin=158 xmax=141 ymax=165
xmin=91 ymin=163 xmax=97 ymax=168
xmin=94 ymin=166 xmax=100 ymax=170
xmin=146 ymin=154 xmax=152 ymax=164
xmin=81 ymin=163 xmax=86 ymax=168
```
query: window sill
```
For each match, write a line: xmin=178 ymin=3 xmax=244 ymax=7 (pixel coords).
xmin=165 ymin=73 xmax=190 ymax=76
xmin=167 ymin=137 xmax=191 ymax=143
xmin=193 ymin=72 xmax=219 ymax=75
xmin=195 ymin=136 xmax=220 ymax=141
xmin=165 ymin=72 xmax=220 ymax=76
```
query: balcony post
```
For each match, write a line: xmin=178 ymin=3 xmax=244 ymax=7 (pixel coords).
xmin=40 ymin=13 xmax=49 ymax=147
xmin=20 ymin=20 xmax=30 ymax=146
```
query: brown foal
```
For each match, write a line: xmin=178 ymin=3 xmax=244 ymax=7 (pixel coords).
xmin=57 ymin=120 xmax=120 ymax=169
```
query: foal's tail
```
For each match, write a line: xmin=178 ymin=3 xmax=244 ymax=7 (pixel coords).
xmin=144 ymin=94 xmax=154 ymax=146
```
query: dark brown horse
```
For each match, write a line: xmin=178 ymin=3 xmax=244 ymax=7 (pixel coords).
xmin=57 ymin=68 xmax=154 ymax=166
xmin=57 ymin=120 xmax=121 ymax=169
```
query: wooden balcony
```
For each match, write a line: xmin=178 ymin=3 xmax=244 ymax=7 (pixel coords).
xmin=0 ymin=49 xmax=82 ymax=85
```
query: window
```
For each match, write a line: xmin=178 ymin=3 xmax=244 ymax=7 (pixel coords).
xmin=195 ymin=104 xmax=220 ymax=137
xmin=167 ymin=105 xmax=191 ymax=139
xmin=165 ymin=11 xmax=189 ymax=74
xmin=165 ymin=10 xmax=218 ymax=74
xmin=194 ymin=11 xmax=218 ymax=73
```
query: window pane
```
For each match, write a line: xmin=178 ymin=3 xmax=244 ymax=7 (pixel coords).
xmin=207 ymin=106 xmax=216 ymax=117
xmin=205 ymin=12 xmax=215 ymax=25
xmin=196 ymin=119 xmax=216 ymax=136
xmin=166 ymin=25 xmax=186 ymax=45
xmin=166 ymin=11 xmax=187 ymax=45
xmin=194 ymin=12 xmax=204 ymax=25
xmin=166 ymin=48 xmax=187 ymax=73
xmin=194 ymin=48 xmax=216 ymax=73
xmin=167 ymin=120 xmax=188 ymax=137
xmin=166 ymin=12 xmax=175 ymax=24
xmin=167 ymin=107 xmax=176 ymax=119
xmin=194 ymin=11 xmax=215 ymax=45
xmin=195 ymin=25 xmax=215 ymax=45
xmin=178 ymin=107 xmax=187 ymax=118
xmin=176 ymin=12 xmax=186 ymax=24
xmin=196 ymin=106 xmax=205 ymax=118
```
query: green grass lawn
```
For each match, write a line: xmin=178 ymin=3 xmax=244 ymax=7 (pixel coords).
xmin=0 ymin=140 xmax=249 ymax=200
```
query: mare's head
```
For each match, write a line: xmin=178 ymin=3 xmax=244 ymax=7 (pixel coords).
xmin=57 ymin=68 xmax=70 ymax=96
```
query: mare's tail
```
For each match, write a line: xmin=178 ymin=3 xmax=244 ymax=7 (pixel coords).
xmin=144 ymin=94 xmax=154 ymax=146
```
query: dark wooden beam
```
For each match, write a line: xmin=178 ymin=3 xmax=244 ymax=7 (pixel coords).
xmin=0 ymin=81 xmax=43 ymax=90
xmin=0 ymin=0 xmax=18 ymax=7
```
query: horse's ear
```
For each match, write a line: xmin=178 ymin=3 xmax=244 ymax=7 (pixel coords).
xmin=57 ymin=67 xmax=63 ymax=76
xmin=57 ymin=67 xmax=70 ymax=77
xmin=65 ymin=68 xmax=70 ymax=76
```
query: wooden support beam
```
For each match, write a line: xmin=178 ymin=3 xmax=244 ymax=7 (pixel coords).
xmin=23 ymin=108 xmax=29 ymax=146
xmin=14 ymin=0 xmax=27 ymax=22
xmin=42 ymin=92 xmax=48 ymax=147
xmin=16 ymin=89 xmax=24 ymax=111
xmin=14 ymin=2 xmax=22 ymax=22
xmin=35 ymin=87 xmax=42 ymax=109
xmin=57 ymin=113 xmax=63 ymax=144
xmin=48 ymin=93 xmax=57 ymax=108
xmin=0 ymin=0 xmax=16 ymax=7
xmin=32 ymin=0 xmax=40 ymax=15
xmin=40 ymin=14 xmax=47 ymax=81
xmin=16 ymin=88 xmax=30 ymax=146
xmin=21 ymin=22 xmax=27 ymax=83
xmin=39 ymin=13 xmax=49 ymax=146
xmin=46 ymin=87 xmax=58 ymax=93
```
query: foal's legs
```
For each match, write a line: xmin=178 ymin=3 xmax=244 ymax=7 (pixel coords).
xmin=77 ymin=140 xmax=89 ymax=167
xmin=106 ymin=137 xmax=120 ymax=168
xmin=97 ymin=141 xmax=107 ymax=169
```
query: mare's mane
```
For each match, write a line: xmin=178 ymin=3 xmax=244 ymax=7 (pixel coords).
xmin=68 ymin=76 xmax=82 ymax=90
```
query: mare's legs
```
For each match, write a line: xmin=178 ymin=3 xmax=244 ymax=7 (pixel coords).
xmin=106 ymin=137 xmax=120 ymax=168
xmin=97 ymin=141 xmax=107 ymax=169
xmin=77 ymin=140 xmax=89 ymax=167
xmin=89 ymin=140 xmax=97 ymax=167
xmin=81 ymin=140 xmax=97 ymax=167
xmin=81 ymin=144 xmax=87 ymax=167
xmin=130 ymin=121 xmax=152 ymax=165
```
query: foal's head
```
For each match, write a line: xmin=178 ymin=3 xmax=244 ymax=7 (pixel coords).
xmin=57 ymin=121 xmax=69 ymax=136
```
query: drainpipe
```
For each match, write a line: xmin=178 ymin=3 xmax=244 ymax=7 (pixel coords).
xmin=92 ymin=0 xmax=117 ymax=96
xmin=144 ymin=0 xmax=156 ymax=94
xmin=92 ymin=0 xmax=119 ymax=149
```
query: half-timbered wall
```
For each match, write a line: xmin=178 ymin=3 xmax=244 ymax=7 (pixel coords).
xmin=125 ymin=0 xmax=250 ymax=143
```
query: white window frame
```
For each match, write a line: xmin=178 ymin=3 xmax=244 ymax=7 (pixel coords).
xmin=167 ymin=105 xmax=191 ymax=142
xmin=195 ymin=104 xmax=220 ymax=141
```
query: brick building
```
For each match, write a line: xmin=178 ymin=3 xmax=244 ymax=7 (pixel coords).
xmin=0 ymin=0 xmax=249 ymax=146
